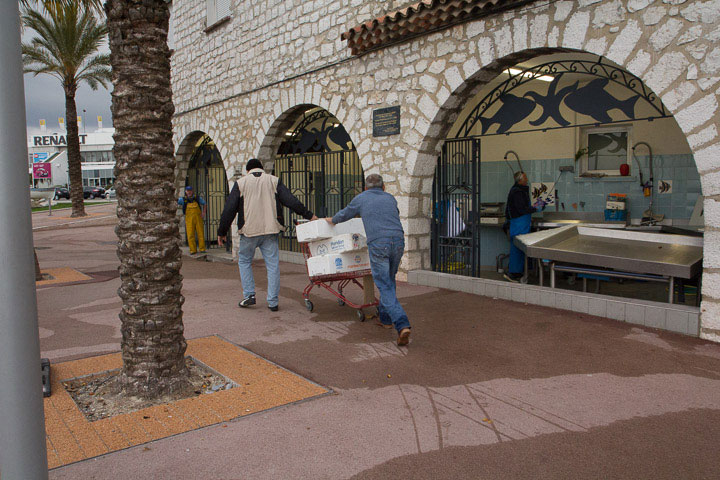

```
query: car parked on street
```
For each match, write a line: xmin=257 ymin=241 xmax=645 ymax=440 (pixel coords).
xmin=53 ymin=187 xmax=70 ymax=200
xmin=83 ymin=186 xmax=106 ymax=199
xmin=104 ymin=187 xmax=116 ymax=199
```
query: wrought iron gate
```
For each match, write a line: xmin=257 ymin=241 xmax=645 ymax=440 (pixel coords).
xmin=432 ymin=138 xmax=481 ymax=276
xmin=186 ymin=139 xmax=229 ymax=249
xmin=275 ymin=149 xmax=364 ymax=252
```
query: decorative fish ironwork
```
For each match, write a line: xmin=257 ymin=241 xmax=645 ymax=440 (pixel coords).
xmin=523 ymin=74 xmax=578 ymax=127
xmin=478 ymin=75 xmax=642 ymax=134
xmin=479 ymin=93 xmax=536 ymax=134
xmin=563 ymin=78 xmax=640 ymax=124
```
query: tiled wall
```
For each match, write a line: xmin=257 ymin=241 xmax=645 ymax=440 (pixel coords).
xmin=476 ymin=154 xmax=701 ymax=267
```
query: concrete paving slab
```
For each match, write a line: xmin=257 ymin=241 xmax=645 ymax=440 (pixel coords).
xmin=27 ymin=211 xmax=720 ymax=479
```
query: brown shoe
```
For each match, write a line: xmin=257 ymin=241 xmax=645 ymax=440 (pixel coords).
xmin=397 ymin=328 xmax=411 ymax=346
xmin=375 ymin=320 xmax=393 ymax=329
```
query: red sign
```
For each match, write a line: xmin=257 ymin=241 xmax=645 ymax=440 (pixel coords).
xmin=32 ymin=162 xmax=52 ymax=179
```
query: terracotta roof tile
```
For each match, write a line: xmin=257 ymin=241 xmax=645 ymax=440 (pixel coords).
xmin=342 ymin=0 xmax=530 ymax=55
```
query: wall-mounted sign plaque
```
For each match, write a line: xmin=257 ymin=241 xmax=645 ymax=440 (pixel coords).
xmin=373 ymin=106 xmax=400 ymax=137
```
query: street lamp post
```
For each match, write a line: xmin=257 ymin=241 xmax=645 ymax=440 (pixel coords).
xmin=0 ymin=3 xmax=50 ymax=479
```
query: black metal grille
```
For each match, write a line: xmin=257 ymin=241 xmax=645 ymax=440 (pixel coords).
xmin=432 ymin=138 xmax=480 ymax=276
xmin=274 ymin=150 xmax=364 ymax=252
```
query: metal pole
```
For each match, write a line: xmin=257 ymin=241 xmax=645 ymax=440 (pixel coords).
xmin=0 ymin=4 xmax=49 ymax=479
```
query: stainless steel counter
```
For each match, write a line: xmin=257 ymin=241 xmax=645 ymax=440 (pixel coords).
xmin=515 ymin=225 xmax=703 ymax=279
xmin=514 ymin=225 xmax=703 ymax=303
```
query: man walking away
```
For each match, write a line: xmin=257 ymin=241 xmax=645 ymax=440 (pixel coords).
xmin=504 ymin=171 xmax=542 ymax=283
xmin=325 ymin=174 xmax=411 ymax=346
xmin=178 ymin=185 xmax=206 ymax=255
xmin=217 ymin=158 xmax=316 ymax=311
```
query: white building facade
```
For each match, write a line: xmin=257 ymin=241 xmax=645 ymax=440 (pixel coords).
xmin=170 ymin=0 xmax=720 ymax=341
xmin=28 ymin=130 xmax=116 ymax=188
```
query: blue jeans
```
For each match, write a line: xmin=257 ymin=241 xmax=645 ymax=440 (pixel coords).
xmin=509 ymin=213 xmax=532 ymax=274
xmin=237 ymin=233 xmax=280 ymax=307
xmin=368 ymin=236 xmax=410 ymax=332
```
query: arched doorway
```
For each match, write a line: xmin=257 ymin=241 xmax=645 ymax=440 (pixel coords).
xmin=185 ymin=135 xmax=229 ymax=249
xmin=432 ymin=52 xmax=702 ymax=306
xmin=273 ymin=106 xmax=364 ymax=252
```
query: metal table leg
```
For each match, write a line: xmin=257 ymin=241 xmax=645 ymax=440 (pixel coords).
xmin=669 ymin=277 xmax=674 ymax=304
xmin=550 ymin=262 xmax=556 ymax=288
xmin=582 ymin=277 xmax=587 ymax=292
xmin=539 ymin=260 xmax=544 ymax=287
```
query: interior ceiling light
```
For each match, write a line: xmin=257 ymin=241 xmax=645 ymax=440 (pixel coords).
xmin=285 ymin=131 xmax=293 ymax=136
xmin=506 ymin=67 xmax=554 ymax=82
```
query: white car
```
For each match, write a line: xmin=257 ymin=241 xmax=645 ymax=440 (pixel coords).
xmin=104 ymin=188 xmax=116 ymax=199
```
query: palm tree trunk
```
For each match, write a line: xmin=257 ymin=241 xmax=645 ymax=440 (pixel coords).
xmin=106 ymin=0 xmax=190 ymax=398
xmin=65 ymin=86 xmax=86 ymax=217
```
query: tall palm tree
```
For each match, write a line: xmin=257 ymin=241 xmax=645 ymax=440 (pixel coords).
xmin=22 ymin=4 xmax=110 ymax=217
xmin=105 ymin=0 xmax=190 ymax=398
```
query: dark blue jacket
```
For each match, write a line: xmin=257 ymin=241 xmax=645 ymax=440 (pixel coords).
xmin=332 ymin=188 xmax=404 ymax=244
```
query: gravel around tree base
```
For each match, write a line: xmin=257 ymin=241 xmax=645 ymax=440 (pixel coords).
xmin=63 ymin=357 xmax=235 ymax=421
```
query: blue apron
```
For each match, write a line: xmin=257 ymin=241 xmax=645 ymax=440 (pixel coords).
xmin=508 ymin=213 xmax=532 ymax=274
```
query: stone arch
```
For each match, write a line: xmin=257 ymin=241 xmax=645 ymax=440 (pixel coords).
xmin=251 ymin=82 xmax=364 ymax=172
xmin=174 ymin=129 xmax=231 ymax=249
xmin=411 ymin=45 xmax=716 ymax=223
xmin=409 ymin=38 xmax=718 ymax=338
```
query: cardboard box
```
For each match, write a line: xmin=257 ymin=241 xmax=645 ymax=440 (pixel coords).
xmin=333 ymin=218 xmax=366 ymax=237
xmin=306 ymin=251 xmax=371 ymax=277
xmin=308 ymin=233 xmax=367 ymax=256
xmin=296 ymin=218 xmax=366 ymax=243
xmin=296 ymin=220 xmax=336 ymax=243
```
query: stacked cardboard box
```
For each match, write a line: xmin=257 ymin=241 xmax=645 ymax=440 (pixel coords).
xmin=296 ymin=219 xmax=370 ymax=277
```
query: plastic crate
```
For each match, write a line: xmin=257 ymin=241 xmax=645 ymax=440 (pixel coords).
xmin=604 ymin=209 xmax=627 ymax=221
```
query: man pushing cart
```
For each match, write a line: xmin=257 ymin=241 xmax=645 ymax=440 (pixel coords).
xmin=323 ymin=173 xmax=412 ymax=347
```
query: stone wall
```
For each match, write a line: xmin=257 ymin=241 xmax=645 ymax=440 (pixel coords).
xmin=171 ymin=0 xmax=720 ymax=341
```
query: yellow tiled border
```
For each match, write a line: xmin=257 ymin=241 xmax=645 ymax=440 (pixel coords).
xmin=36 ymin=267 xmax=93 ymax=286
xmin=44 ymin=336 xmax=331 ymax=469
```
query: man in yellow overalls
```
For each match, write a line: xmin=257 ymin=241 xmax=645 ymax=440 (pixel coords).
xmin=178 ymin=185 xmax=206 ymax=255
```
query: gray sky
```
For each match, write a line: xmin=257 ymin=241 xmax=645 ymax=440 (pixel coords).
xmin=24 ymin=73 xmax=113 ymax=135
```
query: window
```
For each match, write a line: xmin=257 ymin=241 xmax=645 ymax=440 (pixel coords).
xmin=206 ymin=0 xmax=231 ymax=28
xmin=81 ymin=150 xmax=115 ymax=163
xmin=580 ymin=126 xmax=631 ymax=177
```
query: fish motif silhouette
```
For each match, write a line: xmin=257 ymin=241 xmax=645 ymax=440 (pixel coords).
xmin=327 ymin=124 xmax=353 ymax=150
xmin=523 ymin=74 xmax=579 ymax=127
xmin=659 ymin=180 xmax=672 ymax=193
xmin=479 ymin=93 xmax=536 ymax=134
xmin=293 ymin=127 xmax=318 ymax=154
xmin=589 ymin=133 xmax=627 ymax=159
xmin=563 ymin=78 xmax=640 ymax=123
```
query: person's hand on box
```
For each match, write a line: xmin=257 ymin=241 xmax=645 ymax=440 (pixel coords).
xmin=311 ymin=215 xmax=318 ymax=221
xmin=324 ymin=217 xmax=334 ymax=225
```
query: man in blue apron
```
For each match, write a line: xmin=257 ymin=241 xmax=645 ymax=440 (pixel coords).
xmin=504 ymin=171 xmax=542 ymax=282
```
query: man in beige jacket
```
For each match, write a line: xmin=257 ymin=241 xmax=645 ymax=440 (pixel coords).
xmin=218 ymin=159 xmax=316 ymax=311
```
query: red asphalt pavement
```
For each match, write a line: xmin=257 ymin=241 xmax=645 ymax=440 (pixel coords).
xmin=32 ymin=204 xmax=720 ymax=479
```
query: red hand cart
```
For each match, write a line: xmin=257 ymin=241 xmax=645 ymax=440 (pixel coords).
xmin=300 ymin=242 xmax=379 ymax=321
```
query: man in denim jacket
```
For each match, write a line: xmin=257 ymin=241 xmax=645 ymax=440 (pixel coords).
xmin=325 ymin=174 xmax=412 ymax=346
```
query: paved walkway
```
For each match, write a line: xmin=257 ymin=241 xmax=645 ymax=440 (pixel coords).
xmin=31 ymin=209 xmax=720 ymax=479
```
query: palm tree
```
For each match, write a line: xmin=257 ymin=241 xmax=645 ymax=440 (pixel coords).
xmin=20 ymin=0 xmax=104 ymax=15
xmin=22 ymin=4 xmax=110 ymax=217
xmin=105 ymin=0 xmax=191 ymax=398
